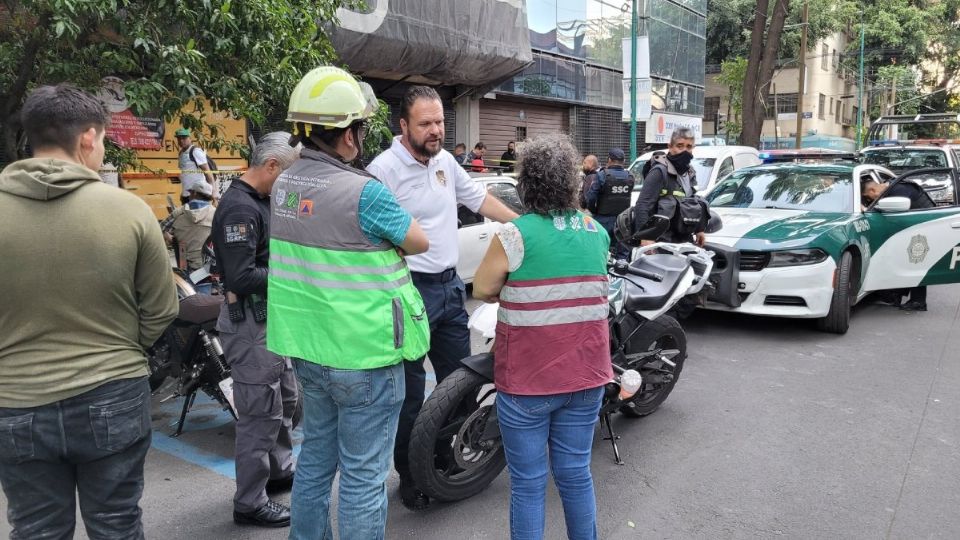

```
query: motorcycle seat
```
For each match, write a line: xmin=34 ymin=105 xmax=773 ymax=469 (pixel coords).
xmin=623 ymin=254 xmax=690 ymax=312
xmin=178 ymin=293 xmax=223 ymax=325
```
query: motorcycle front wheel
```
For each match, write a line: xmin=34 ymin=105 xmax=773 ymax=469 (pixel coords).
xmin=619 ymin=315 xmax=687 ymax=418
xmin=408 ymin=367 xmax=506 ymax=502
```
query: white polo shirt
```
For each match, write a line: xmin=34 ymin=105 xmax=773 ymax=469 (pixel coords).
xmin=367 ymin=136 xmax=487 ymax=273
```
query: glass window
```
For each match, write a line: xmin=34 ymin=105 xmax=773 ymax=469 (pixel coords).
xmin=716 ymin=157 xmax=735 ymax=180
xmin=821 ymin=44 xmax=829 ymax=70
xmin=818 ymin=94 xmax=826 ymax=119
xmin=862 ymin=149 xmax=949 ymax=173
xmin=486 ymin=183 xmax=523 ymax=214
xmin=705 ymin=168 xmax=854 ymax=213
xmin=765 ymin=93 xmax=798 ymax=118
xmin=457 ymin=204 xmax=483 ymax=228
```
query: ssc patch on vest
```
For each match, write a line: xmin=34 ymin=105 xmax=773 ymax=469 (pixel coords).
xmin=224 ymin=223 xmax=248 ymax=245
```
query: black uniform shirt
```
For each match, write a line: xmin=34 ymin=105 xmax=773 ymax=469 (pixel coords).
xmin=887 ymin=181 xmax=936 ymax=209
xmin=211 ymin=179 xmax=270 ymax=296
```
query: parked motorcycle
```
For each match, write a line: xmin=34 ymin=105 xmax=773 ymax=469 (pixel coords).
xmin=147 ymin=269 xmax=304 ymax=435
xmin=407 ymin=243 xmax=713 ymax=503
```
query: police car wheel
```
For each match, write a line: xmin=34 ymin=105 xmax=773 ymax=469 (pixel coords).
xmin=816 ymin=251 xmax=853 ymax=334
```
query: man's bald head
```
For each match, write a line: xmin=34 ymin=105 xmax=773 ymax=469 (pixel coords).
xmin=582 ymin=155 xmax=599 ymax=173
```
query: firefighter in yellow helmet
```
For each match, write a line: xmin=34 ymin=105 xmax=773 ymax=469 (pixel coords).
xmin=267 ymin=66 xmax=430 ymax=538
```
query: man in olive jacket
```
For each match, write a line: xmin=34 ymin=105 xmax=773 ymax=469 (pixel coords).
xmin=0 ymin=84 xmax=177 ymax=539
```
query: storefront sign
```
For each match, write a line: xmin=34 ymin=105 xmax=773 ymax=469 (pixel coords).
xmin=645 ymin=112 xmax=703 ymax=144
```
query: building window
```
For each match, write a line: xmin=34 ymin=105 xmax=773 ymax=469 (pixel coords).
xmin=704 ymin=96 xmax=721 ymax=121
xmin=836 ymin=101 xmax=842 ymax=123
xmin=832 ymin=49 xmax=837 ymax=69
xmin=822 ymin=44 xmax=829 ymax=70
xmin=515 ymin=126 xmax=527 ymax=141
xmin=765 ymin=93 xmax=798 ymax=119
xmin=818 ymin=93 xmax=826 ymax=119
xmin=829 ymin=97 xmax=834 ymax=115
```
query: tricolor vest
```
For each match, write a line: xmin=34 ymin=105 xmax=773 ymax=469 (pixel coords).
xmin=266 ymin=149 xmax=429 ymax=369
xmin=594 ymin=167 xmax=635 ymax=216
xmin=494 ymin=211 xmax=614 ymax=395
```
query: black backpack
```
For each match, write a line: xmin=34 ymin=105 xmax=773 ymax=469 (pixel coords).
xmin=187 ymin=146 xmax=217 ymax=171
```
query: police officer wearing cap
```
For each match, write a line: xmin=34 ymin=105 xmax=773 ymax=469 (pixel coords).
xmin=584 ymin=147 xmax=635 ymax=259
xmin=211 ymin=132 xmax=301 ymax=528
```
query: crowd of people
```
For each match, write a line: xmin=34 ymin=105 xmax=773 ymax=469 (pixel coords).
xmin=0 ymin=66 xmax=710 ymax=540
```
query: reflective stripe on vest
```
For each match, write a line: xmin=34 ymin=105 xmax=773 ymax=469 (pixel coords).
xmin=497 ymin=275 xmax=609 ymax=327
xmin=660 ymin=189 xmax=686 ymax=197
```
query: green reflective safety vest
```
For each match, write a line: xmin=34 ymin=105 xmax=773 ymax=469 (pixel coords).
xmin=266 ymin=149 xmax=429 ymax=369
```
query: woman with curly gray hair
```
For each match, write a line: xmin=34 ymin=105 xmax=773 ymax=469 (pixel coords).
xmin=473 ymin=133 xmax=612 ymax=540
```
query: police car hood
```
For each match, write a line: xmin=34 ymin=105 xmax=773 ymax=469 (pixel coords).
xmin=709 ymin=208 xmax=852 ymax=249
xmin=0 ymin=158 xmax=102 ymax=201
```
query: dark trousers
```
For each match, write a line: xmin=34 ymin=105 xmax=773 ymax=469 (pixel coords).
xmin=906 ymin=286 xmax=927 ymax=304
xmin=0 ymin=377 xmax=151 ymax=540
xmin=395 ymin=270 xmax=471 ymax=481
xmin=595 ymin=214 xmax=631 ymax=261
xmin=218 ymin=305 xmax=298 ymax=513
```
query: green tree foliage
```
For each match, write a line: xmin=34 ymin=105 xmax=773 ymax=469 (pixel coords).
xmin=707 ymin=0 xmax=843 ymax=66
xmin=0 ymin=0 xmax=353 ymax=165
xmin=717 ymin=57 xmax=748 ymax=141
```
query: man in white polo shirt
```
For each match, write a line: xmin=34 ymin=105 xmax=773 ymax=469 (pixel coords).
xmin=367 ymin=86 xmax=517 ymax=510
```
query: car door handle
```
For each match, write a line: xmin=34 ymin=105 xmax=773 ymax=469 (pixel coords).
xmin=479 ymin=233 xmax=489 ymax=240
xmin=952 ymin=222 xmax=960 ymax=229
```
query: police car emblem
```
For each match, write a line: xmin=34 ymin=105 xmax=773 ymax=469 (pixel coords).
xmin=907 ymin=234 xmax=929 ymax=264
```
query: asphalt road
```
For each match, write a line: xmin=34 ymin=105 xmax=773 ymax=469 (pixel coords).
xmin=2 ymin=286 xmax=959 ymax=539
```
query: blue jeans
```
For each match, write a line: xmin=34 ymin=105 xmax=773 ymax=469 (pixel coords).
xmin=289 ymin=360 xmax=405 ymax=540
xmin=0 ymin=377 xmax=151 ymax=540
xmin=497 ymin=387 xmax=605 ymax=540
xmin=395 ymin=271 xmax=471 ymax=480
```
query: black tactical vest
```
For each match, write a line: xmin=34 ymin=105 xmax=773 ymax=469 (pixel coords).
xmin=595 ymin=167 xmax=635 ymax=215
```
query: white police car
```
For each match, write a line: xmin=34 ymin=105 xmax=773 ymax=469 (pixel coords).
xmin=700 ymin=162 xmax=960 ymax=333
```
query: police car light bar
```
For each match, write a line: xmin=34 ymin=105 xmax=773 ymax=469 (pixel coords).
xmin=867 ymin=139 xmax=960 ymax=147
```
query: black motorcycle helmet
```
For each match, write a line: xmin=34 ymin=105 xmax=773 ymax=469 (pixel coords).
xmin=615 ymin=210 xmax=670 ymax=247
xmin=705 ymin=209 xmax=723 ymax=233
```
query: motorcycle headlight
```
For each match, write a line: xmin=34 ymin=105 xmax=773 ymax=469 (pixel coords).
xmin=767 ymin=248 xmax=829 ymax=267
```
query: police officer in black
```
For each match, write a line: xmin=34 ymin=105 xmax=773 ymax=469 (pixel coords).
xmin=863 ymin=178 xmax=935 ymax=310
xmin=584 ymin=148 xmax=636 ymax=259
xmin=632 ymin=128 xmax=706 ymax=247
xmin=211 ymin=132 xmax=301 ymax=528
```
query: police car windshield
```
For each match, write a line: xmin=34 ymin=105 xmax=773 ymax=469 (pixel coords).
xmin=862 ymin=149 xmax=948 ymax=173
xmin=705 ymin=168 xmax=853 ymax=213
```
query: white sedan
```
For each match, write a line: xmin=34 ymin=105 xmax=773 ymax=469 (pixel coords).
xmin=457 ymin=173 xmax=522 ymax=283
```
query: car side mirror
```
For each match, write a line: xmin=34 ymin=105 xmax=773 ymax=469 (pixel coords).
xmin=875 ymin=196 xmax=911 ymax=213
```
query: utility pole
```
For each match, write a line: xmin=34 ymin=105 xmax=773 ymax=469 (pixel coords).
xmin=629 ymin=0 xmax=638 ymax=163
xmin=855 ymin=10 xmax=865 ymax=149
xmin=794 ymin=0 xmax=808 ymax=149
xmin=774 ymin=83 xmax=781 ymax=147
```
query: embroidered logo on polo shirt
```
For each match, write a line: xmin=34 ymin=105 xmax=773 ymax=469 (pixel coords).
xmin=436 ymin=169 xmax=447 ymax=186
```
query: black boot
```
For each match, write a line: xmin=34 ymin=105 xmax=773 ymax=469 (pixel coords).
xmin=233 ymin=500 xmax=291 ymax=528
xmin=399 ymin=477 xmax=430 ymax=511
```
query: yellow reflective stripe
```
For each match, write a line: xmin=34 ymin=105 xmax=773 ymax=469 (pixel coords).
xmin=497 ymin=303 xmax=608 ymax=327
xmin=659 ymin=189 xmax=686 ymax=197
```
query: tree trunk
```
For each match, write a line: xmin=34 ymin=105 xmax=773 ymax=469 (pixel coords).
xmin=740 ymin=0 xmax=790 ymax=148
xmin=740 ymin=0 xmax=770 ymax=148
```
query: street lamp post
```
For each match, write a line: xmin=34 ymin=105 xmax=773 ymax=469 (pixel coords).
xmin=855 ymin=10 xmax=865 ymax=149
xmin=630 ymin=0 xmax=638 ymax=163
xmin=794 ymin=0 xmax=808 ymax=149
